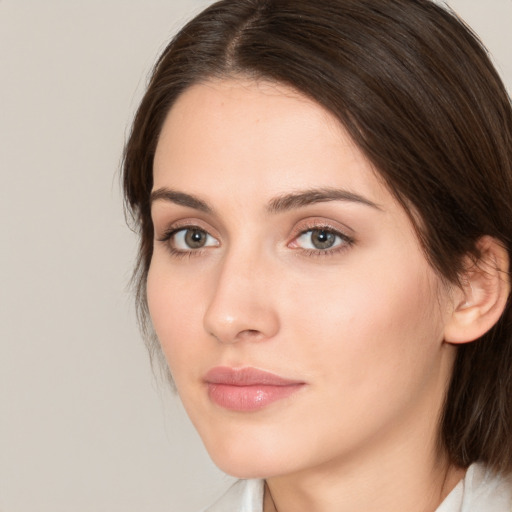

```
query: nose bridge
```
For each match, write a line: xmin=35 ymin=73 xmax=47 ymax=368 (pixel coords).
xmin=203 ymin=240 xmax=279 ymax=344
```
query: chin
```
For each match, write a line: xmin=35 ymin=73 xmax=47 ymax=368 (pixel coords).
xmin=213 ymin=458 xmax=279 ymax=480
xmin=203 ymin=436 xmax=290 ymax=480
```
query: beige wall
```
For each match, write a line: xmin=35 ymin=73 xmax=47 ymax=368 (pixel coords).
xmin=0 ymin=1 xmax=510 ymax=511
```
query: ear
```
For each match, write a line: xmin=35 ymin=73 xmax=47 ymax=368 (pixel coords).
xmin=444 ymin=236 xmax=510 ymax=344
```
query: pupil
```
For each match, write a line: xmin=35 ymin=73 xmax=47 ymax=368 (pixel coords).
xmin=185 ymin=229 xmax=206 ymax=248
xmin=312 ymin=230 xmax=335 ymax=249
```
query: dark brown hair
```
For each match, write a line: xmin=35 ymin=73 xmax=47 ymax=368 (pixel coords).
xmin=123 ymin=0 xmax=512 ymax=471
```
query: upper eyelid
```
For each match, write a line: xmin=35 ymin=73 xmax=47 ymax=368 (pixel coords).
xmin=157 ymin=226 xmax=220 ymax=256
xmin=291 ymin=226 xmax=353 ymax=245
xmin=154 ymin=218 xmax=219 ymax=237
xmin=174 ymin=227 xmax=219 ymax=243
xmin=154 ymin=217 xmax=355 ymax=243
xmin=150 ymin=201 xmax=220 ymax=233
xmin=297 ymin=224 xmax=345 ymax=234
xmin=291 ymin=218 xmax=354 ymax=238
xmin=160 ymin=226 xmax=220 ymax=246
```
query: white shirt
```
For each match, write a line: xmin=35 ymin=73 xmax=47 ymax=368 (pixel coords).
xmin=200 ymin=464 xmax=512 ymax=512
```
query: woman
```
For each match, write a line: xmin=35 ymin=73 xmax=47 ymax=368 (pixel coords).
xmin=123 ymin=0 xmax=512 ymax=510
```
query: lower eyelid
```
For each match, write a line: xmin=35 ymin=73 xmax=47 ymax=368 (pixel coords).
xmin=161 ymin=228 xmax=220 ymax=256
xmin=290 ymin=227 xmax=352 ymax=247
xmin=157 ymin=223 xmax=353 ymax=257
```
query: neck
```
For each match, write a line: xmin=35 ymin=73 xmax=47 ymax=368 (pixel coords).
xmin=264 ymin=458 xmax=465 ymax=512
xmin=264 ymin=434 xmax=465 ymax=512
xmin=263 ymin=350 xmax=465 ymax=512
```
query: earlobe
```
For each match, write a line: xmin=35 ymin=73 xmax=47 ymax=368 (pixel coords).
xmin=444 ymin=236 xmax=511 ymax=344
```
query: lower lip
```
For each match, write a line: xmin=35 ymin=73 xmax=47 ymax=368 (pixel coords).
xmin=207 ymin=383 xmax=304 ymax=412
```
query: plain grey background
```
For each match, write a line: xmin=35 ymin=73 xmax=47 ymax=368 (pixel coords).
xmin=0 ymin=1 xmax=510 ymax=511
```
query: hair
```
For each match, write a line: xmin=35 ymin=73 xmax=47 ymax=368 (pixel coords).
xmin=123 ymin=0 xmax=512 ymax=472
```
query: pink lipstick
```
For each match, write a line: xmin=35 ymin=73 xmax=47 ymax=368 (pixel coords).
xmin=204 ymin=367 xmax=305 ymax=412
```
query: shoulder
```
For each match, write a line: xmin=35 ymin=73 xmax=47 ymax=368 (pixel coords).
xmin=437 ymin=463 xmax=512 ymax=512
xmin=198 ymin=479 xmax=265 ymax=512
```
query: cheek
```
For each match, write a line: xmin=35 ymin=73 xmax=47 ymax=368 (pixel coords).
xmin=146 ymin=258 xmax=207 ymax=372
xmin=284 ymin=255 xmax=445 ymax=391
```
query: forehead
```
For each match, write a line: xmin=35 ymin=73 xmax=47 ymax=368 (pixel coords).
xmin=153 ymin=78 xmax=389 ymax=206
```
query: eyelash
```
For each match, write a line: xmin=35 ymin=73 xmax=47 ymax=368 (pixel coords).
xmin=156 ymin=223 xmax=355 ymax=259
xmin=292 ymin=223 xmax=355 ymax=258
xmin=157 ymin=225 xmax=214 ymax=259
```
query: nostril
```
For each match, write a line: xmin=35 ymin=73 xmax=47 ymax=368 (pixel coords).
xmin=228 ymin=329 xmax=264 ymax=343
xmin=203 ymin=290 xmax=280 ymax=343
xmin=219 ymin=328 xmax=266 ymax=344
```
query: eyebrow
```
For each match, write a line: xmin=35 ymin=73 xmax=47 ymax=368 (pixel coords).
xmin=267 ymin=188 xmax=382 ymax=213
xmin=150 ymin=186 xmax=381 ymax=214
xmin=150 ymin=188 xmax=213 ymax=213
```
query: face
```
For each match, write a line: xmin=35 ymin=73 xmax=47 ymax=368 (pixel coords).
xmin=148 ymin=79 xmax=457 ymax=480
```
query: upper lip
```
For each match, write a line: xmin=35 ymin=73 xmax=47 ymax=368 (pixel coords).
xmin=204 ymin=366 xmax=304 ymax=386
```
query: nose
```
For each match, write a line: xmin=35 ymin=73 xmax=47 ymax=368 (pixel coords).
xmin=203 ymin=250 xmax=280 ymax=344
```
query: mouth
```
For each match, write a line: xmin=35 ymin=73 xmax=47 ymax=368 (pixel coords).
xmin=203 ymin=366 xmax=305 ymax=412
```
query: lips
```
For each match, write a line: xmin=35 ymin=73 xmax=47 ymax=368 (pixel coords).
xmin=204 ymin=367 xmax=305 ymax=412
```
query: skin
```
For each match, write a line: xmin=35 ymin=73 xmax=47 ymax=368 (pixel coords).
xmin=148 ymin=78 xmax=465 ymax=512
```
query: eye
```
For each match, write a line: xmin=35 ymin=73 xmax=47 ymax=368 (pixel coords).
xmin=292 ymin=228 xmax=351 ymax=251
xmin=169 ymin=227 xmax=219 ymax=251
